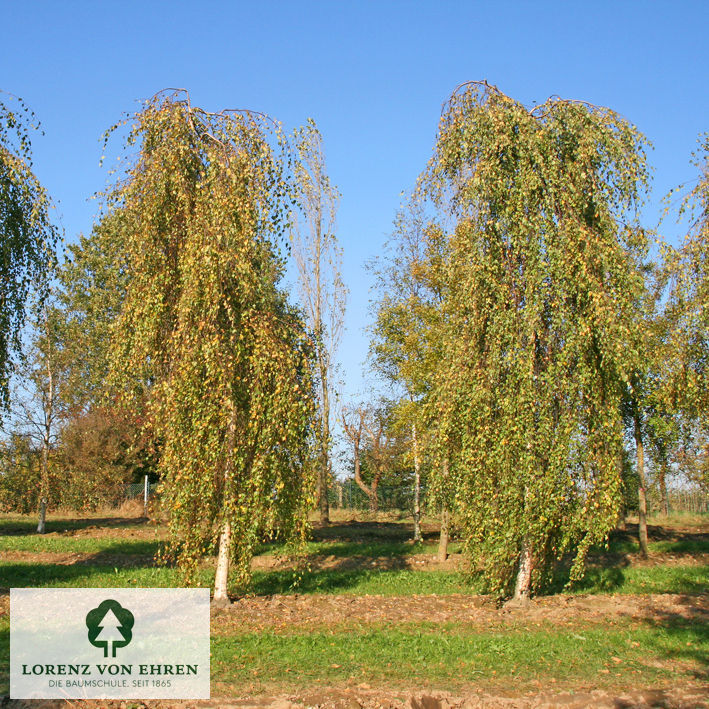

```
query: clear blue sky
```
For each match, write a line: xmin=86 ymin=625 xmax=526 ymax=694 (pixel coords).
xmin=3 ymin=0 xmax=708 ymax=414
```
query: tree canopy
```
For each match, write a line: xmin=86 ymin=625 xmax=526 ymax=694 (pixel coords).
xmin=0 ymin=93 xmax=58 ymax=409
xmin=103 ymin=91 xmax=315 ymax=593
xmin=420 ymin=81 xmax=651 ymax=598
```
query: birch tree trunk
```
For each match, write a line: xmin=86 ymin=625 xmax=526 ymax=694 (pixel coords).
xmin=412 ymin=423 xmax=422 ymax=543
xmin=318 ymin=354 xmax=330 ymax=524
xmin=437 ymin=506 xmax=449 ymax=562
xmin=634 ymin=412 xmax=650 ymax=558
xmin=213 ymin=406 xmax=238 ymax=604
xmin=213 ymin=520 xmax=232 ymax=603
xmin=37 ymin=332 xmax=54 ymax=535
xmin=437 ymin=456 xmax=449 ymax=561
xmin=37 ymin=429 xmax=49 ymax=533
xmin=37 ymin=498 xmax=47 ymax=534
xmin=513 ymin=538 xmax=533 ymax=601
xmin=37 ymin=420 xmax=50 ymax=534
xmin=659 ymin=460 xmax=669 ymax=517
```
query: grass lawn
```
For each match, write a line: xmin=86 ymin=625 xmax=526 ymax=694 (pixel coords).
xmin=211 ymin=618 xmax=707 ymax=694
xmin=1 ymin=558 xmax=707 ymax=597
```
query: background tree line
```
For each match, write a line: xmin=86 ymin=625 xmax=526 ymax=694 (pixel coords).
xmin=0 ymin=83 xmax=706 ymax=600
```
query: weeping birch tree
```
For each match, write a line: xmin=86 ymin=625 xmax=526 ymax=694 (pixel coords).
xmin=290 ymin=120 xmax=346 ymax=524
xmin=660 ymin=136 xmax=709 ymax=428
xmin=424 ymin=81 xmax=650 ymax=600
xmin=104 ymin=91 xmax=315 ymax=602
xmin=0 ymin=93 xmax=58 ymax=409
xmin=649 ymin=137 xmax=709 ymax=508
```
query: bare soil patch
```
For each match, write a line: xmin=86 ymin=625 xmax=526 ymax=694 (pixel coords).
xmin=251 ymin=552 xmax=463 ymax=572
xmin=3 ymin=545 xmax=708 ymax=575
xmin=211 ymin=591 xmax=709 ymax=633
xmin=5 ymin=684 xmax=708 ymax=708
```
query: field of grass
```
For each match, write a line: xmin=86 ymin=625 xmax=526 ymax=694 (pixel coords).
xmin=211 ymin=618 xmax=707 ymax=692
xmin=1 ymin=509 xmax=708 ymax=704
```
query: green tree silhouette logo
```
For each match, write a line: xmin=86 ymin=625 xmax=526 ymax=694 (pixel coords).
xmin=86 ymin=599 xmax=134 ymax=657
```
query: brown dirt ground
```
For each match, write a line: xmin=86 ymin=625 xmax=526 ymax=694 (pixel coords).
xmin=3 ymin=685 xmax=709 ymax=708
xmin=1 ymin=589 xmax=707 ymax=635
xmin=209 ymin=591 xmax=709 ymax=634
xmin=3 ymin=548 xmax=708 ymax=581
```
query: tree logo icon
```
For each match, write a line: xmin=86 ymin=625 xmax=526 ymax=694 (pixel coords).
xmin=86 ymin=599 xmax=135 ymax=657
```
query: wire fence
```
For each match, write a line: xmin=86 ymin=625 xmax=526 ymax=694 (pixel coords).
xmin=122 ymin=476 xmax=707 ymax=516
xmin=125 ymin=482 xmax=159 ymax=498
xmin=664 ymin=489 xmax=709 ymax=514
xmin=328 ymin=480 xmax=427 ymax=512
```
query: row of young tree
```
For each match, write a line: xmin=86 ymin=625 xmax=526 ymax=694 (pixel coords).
xmin=0 ymin=83 xmax=707 ymax=601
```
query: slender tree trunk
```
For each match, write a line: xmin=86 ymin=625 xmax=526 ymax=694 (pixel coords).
xmin=37 ymin=497 xmax=47 ymax=534
xmin=412 ymin=423 xmax=422 ymax=543
xmin=617 ymin=511 xmax=627 ymax=532
xmin=213 ymin=520 xmax=231 ymax=604
xmin=437 ymin=457 xmax=449 ymax=561
xmin=511 ymin=483 xmax=533 ymax=603
xmin=352 ymin=432 xmax=378 ymax=513
xmin=37 ymin=433 xmax=49 ymax=534
xmin=659 ymin=460 xmax=669 ymax=517
xmin=634 ymin=412 xmax=649 ymax=558
xmin=513 ymin=538 xmax=533 ymax=602
xmin=213 ymin=406 xmax=238 ymax=604
xmin=37 ymin=345 xmax=53 ymax=535
xmin=369 ymin=478 xmax=379 ymax=513
xmin=437 ymin=505 xmax=449 ymax=562
xmin=318 ymin=361 xmax=330 ymax=524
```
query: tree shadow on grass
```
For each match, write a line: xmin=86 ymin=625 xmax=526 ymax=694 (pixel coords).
xmin=73 ymin=539 xmax=160 ymax=556
xmin=543 ymin=553 xmax=709 ymax=597
xmin=310 ymin=520 xmax=440 ymax=544
xmin=0 ymin=562 xmax=122 ymax=591
xmin=542 ymin=554 xmax=630 ymax=596
xmin=250 ymin=555 xmax=466 ymax=596
xmin=623 ymin=595 xmax=709 ymax=687
xmin=1 ymin=539 xmax=161 ymax=557
xmin=0 ymin=516 xmax=148 ymax=536
xmin=604 ymin=522 xmax=709 ymax=553
xmin=0 ymin=558 xmax=185 ymax=594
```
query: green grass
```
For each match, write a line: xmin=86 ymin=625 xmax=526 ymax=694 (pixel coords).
xmin=567 ymin=563 xmax=709 ymax=595
xmin=251 ymin=568 xmax=471 ymax=595
xmin=0 ymin=560 xmax=469 ymax=595
xmin=210 ymin=619 xmax=708 ymax=691
xmin=6 ymin=530 xmax=704 ymax=560
xmin=0 ymin=534 xmax=457 ymax=559
xmin=1 ymin=511 xmax=708 ymax=697
xmin=602 ymin=537 xmax=709 ymax=555
xmin=0 ymin=535 xmax=160 ymax=555
xmin=1 ymin=559 xmax=707 ymax=597
xmin=0 ymin=515 xmax=150 ymax=536
xmin=0 ymin=561 xmax=197 ymax=588
xmin=3 ymin=614 xmax=705 ymax=696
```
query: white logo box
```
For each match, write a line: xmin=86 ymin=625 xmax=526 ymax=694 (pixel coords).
xmin=11 ymin=588 xmax=210 ymax=699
